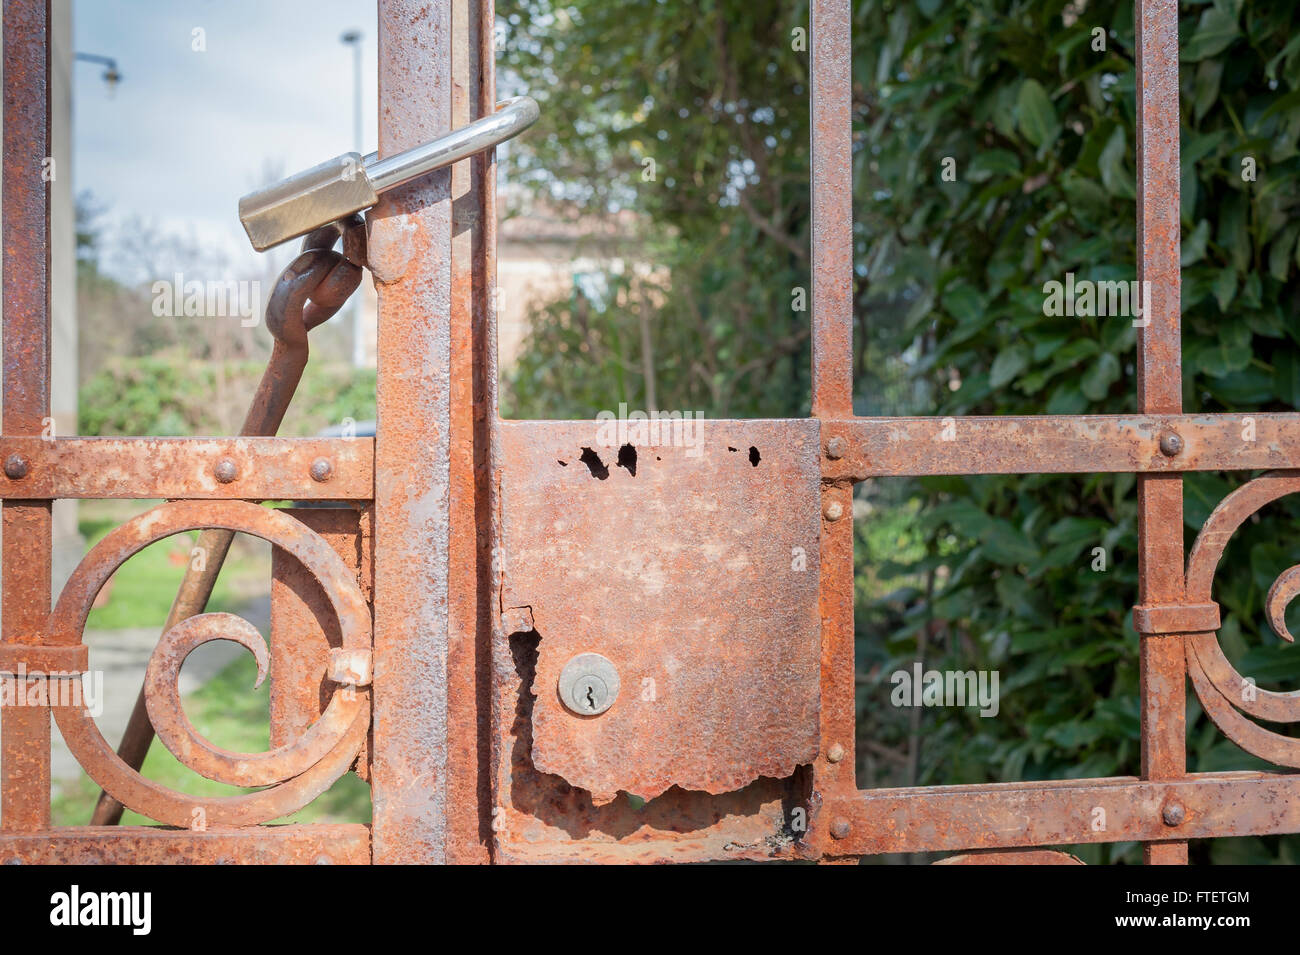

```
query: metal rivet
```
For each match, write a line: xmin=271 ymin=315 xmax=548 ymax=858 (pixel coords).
xmin=3 ymin=454 xmax=29 ymax=480
xmin=827 ymin=742 xmax=845 ymax=763
xmin=825 ymin=436 xmax=846 ymax=460
xmin=558 ymin=652 xmax=620 ymax=716
xmin=310 ymin=457 xmax=333 ymax=482
xmin=829 ymin=819 xmax=851 ymax=840
xmin=213 ymin=458 xmax=239 ymax=484
xmin=823 ymin=500 xmax=844 ymax=522
xmin=1158 ymin=431 xmax=1182 ymax=457
xmin=1162 ymin=801 xmax=1185 ymax=827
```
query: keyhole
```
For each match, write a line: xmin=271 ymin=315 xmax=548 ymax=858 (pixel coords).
xmin=559 ymin=655 xmax=617 ymax=716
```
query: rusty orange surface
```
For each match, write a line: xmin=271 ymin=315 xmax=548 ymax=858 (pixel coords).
xmin=499 ymin=419 xmax=822 ymax=804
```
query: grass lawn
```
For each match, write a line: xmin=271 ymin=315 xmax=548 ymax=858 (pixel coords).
xmin=79 ymin=499 xmax=269 ymax=630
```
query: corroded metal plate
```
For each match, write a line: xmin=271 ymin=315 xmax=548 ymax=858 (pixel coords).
xmin=499 ymin=418 xmax=821 ymax=804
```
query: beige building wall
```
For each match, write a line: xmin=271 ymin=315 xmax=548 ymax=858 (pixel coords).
xmin=352 ymin=205 xmax=644 ymax=376
xmin=495 ymin=196 xmax=648 ymax=373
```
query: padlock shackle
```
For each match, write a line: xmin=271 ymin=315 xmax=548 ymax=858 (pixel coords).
xmin=366 ymin=95 xmax=539 ymax=193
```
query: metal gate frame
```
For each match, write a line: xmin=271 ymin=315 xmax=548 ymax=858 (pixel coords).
xmin=2 ymin=0 xmax=1299 ymax=864
xmin=810 ymin=0 xmax=1300 ymax=865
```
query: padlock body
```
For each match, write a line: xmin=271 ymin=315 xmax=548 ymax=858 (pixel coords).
xmin=238 ymin=152 xmax=378 ymax=251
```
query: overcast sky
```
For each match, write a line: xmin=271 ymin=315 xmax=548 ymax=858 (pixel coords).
xmin=73 ymin=0 xmax=381 ymax=282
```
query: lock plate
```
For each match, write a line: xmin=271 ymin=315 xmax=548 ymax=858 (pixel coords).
xmin=499 ymin=419 xmax=822 ymax=805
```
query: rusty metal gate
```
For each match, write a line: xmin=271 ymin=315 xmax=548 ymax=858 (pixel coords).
xmin=1 ymin=0 xmax=1296 ymax=864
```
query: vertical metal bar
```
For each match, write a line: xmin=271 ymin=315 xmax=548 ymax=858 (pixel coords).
xmin=1 ymin=0 xmax=53 ymax=833
xmin=1135 ymin=0 xmax=1186 ymax=866
xmin=816 ymin=481 xmax=857 ymax=853
xmin=477 ymin=10 xmax=503 ymax=863
xmin=809 ymin=0 xmax=858 ymax=857
xmin=809 ymin=0 xmax=853 ymax=418
xmin=370 ymin=0 xmax=453 ymax=864
xmin=444 ymin=0 xmax=494 ymax=864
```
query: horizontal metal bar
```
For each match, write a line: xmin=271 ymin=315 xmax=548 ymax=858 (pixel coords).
xmin=0 ymin=644 xmax=88 ymax=673
xmin=935 ymin=848 xmax=1083 ymax=865
xmin=501 ymin=414 xmax=1300 ymax=478
xmin=822 ymin=414 xmax=1300 ymax=478
xmin=497 ymin=834 xmax=808 ymax=865
xmin=822 ymin=771 xmax=1300 ymax=856
xmin=0 ymin=437 xmax=374 ymax=500
xmin=0 ymin=824 xmax=370 ymax=863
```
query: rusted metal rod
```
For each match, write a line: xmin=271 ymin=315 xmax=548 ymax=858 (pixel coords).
xmin=0 ymin=436 xmax=372 ymax=500
xmin=91 ymin=223 xmax=365 ymax=826
xmin=1134 ymin=0 xmax=1187 ymax=867
xmin=818 ymin=413 xmax=1300 ymax=479
xmin=824 ymin=771 xmax=1300 ymax=856
xmin=2 ymin=0 xmax=55 ymax=833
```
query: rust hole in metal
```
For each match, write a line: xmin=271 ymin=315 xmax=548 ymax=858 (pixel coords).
xmin=578 ymin=447 xmax=609 ymax=480
xmin=727 ymin=445 xmax=762 ymax=466
xmin=616 ymin=443 xmax=637 ymax=476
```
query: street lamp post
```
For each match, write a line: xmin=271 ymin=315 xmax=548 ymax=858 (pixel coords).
xmin=74 ymin=52 xmax=121 ymax=94
xmin=341 ymin=30 xmax=365 ymax=368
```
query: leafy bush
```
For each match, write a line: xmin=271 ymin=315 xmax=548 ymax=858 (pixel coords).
xmin=79 ymin=349 xmax=376 ymax=438
xmin=499 ymin=0 xmax=814 ymax=418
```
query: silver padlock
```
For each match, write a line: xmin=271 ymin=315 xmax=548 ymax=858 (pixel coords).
xmin=238 ymin=95 xmax=539 ymax=251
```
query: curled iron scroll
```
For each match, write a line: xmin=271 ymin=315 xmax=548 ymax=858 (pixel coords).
xmin=46 ymin=500 xmax=370 ymax=827
xmin=1185 ymin=471 xmax=1300 ymax=766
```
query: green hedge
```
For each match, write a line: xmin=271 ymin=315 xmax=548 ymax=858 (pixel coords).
xmin=79 ymin=350 xmax=376 ymax=438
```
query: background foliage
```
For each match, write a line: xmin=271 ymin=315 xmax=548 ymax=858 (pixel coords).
xmin=75 ymin=195 xmax=372 ymax=438
xmin=497 ymin=0 xmax=1300 ymax=863
xmin=80 ymin=352 xmax=375 ymax=438
xmin=498 ymin=0 xmax=814 ymax=417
